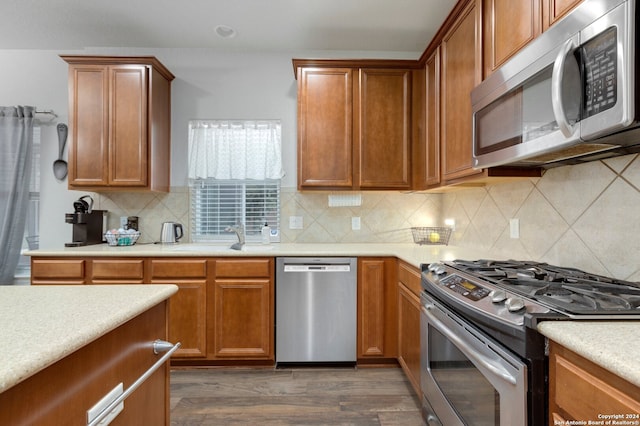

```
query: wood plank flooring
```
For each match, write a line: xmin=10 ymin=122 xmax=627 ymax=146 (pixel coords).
xmin=170 ymin=366 xmax=425 ymax=425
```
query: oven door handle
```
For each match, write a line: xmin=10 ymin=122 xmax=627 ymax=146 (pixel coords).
xmin=422 ymin=305 xmax=517 ymax=386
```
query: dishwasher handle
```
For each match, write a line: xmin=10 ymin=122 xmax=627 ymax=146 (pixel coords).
xmin=283 ymin=264 xmax=352 ymax=272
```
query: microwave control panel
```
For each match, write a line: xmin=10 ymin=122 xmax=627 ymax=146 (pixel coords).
xmin=582 ymin=26 xmax=617 ymax=118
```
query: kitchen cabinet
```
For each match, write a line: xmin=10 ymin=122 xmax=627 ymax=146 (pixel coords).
xmin=150 ymin=259 xmax=209 ymax=359
xmin=61 ymin=55 xmax=174 ymax=192
xmin=482 ymin=0 xmax=541 ymax=77
xmin=543 ymin=0 xmax=583 ymax=30
xmin=211 ymin=258 xmax=274 ymax=360
xmin=91 ymin=258 xmax=145 ymax=283
xmin=397 ymin=261 xmax=422 ymax=396
xmin=440 ymin=0 xmax=482 ymax=182
xmin=31 ymin=258 xmax=85 ymax=284
xmin=294 ymin=59 xmax=413 ymax=190
xmin=413 ymin=48 xmax=441 ymax=189
xmin=483 ymin=0 xmax=584 ymax=78
xmin=357 ymin=257 xmax=398 ymax=362
xmin=548 ymin=340 xmax=640 ymax=423
xmin=0 ymin=300 xmax=171 ymax=425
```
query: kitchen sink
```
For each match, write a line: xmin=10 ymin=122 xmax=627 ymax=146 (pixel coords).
xmin=167 ymin=244 xmax=274 ymax=252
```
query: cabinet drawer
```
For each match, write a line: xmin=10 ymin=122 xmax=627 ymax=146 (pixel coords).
xmin=216 ymin=259 xmax=272 ymax=278
xmin=150 ymin=259 xmax=207 ymax=278
xmin=398 ymin=261 xmax=421 ymax=296
xmin=91 ymin=259 xmax=144 ymax=280
xmin=31 ymin=259 xmax=85 ymax=280
xmin=553 ymin=346 xmax=640 ymax=419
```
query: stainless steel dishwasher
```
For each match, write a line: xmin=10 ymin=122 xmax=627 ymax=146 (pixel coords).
xmin=275 ymin=257 xmax=357 ymax=364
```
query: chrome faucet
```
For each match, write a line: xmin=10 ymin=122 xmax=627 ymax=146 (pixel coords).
xmin=224 ymin=223 xmax=245 ymax=250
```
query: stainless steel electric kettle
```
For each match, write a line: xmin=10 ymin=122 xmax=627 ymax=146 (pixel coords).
xmin=160 ymin=222 xmax=184 ymax=244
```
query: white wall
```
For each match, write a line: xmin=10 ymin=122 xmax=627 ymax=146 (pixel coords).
xmin=0 ymin=48 xmax=417 ymax=249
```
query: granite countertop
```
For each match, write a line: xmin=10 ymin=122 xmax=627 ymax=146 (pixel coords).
xmin=538 ymin=321 xmax=640 ymax=388
xmin=0 ymin=284 xmax=178 ymax=394
xmin=25 ymin=242 xmax=496 ymax=270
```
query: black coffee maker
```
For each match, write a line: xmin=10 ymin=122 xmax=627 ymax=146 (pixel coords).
xmin=65 ymin=195 xmax=107 ymax=247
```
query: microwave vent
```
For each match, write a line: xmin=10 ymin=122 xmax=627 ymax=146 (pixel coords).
xmin=518 ymin=143 xmax=617 ymax=164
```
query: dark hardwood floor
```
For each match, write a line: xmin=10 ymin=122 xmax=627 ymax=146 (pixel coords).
xmin=170 ymin=366 xmax=424 ymax=425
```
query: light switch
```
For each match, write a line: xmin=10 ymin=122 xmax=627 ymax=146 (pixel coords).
xmin=352 ymin=217 xmax=361 ymax=230
xmin=509 ymin=218 xmax=520 ymax=239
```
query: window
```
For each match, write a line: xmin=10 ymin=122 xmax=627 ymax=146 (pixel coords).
xmin=190 ymin=180 xmax=280 ymax=242
xmin=188 ymin=120 xmax=283 ymax=243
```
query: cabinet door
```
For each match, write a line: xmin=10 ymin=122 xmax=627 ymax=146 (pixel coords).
xmin=424 ymin=48 xmax=441 ymax=187
xmin=212 ymin=278 xmax=273 ymax=359
xmin=398 ymin=282 xmax=422 ymax=396
xmin=543 ymin=0 xmax=583 ymax=30
xmin=441 ymin=0 xmax=482 ymax=182
xmin=68 ymin=65 xmax=109 ymax=187
xmin=483 ymin=0 xmax=541 ymax=77
xmin=358 ymin=69 xmax=411 ymax=189
xmin=357 ymin=258 xmax=398 ymax=359
xmin=151 ymin=259 xmax=208 ymax=358
xmin=297 ymin=67 xmax=354 ymax=189
xmin=109 ymin=65 xmax=148 ymax=187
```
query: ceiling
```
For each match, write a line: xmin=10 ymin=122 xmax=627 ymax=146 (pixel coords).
xmin=4 ymin=0 xmax=457 ymax=53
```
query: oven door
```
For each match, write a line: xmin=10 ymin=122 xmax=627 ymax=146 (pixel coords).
xmin=420 ymin=293 xmax=528 ymax=425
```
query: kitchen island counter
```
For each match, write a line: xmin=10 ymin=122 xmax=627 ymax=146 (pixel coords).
xmin=0 ymin=284 xmax=178 ymax=393
xmin=538 ymin=321 xmax=640 ymax=388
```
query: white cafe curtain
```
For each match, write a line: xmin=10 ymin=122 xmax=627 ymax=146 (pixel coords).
xmin=188 ymin=120 xmax=284 ymax=180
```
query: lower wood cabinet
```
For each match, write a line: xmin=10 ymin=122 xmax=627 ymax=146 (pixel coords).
xmin=0 ymin=302 xmax=170 ymax=424
xmin=150 ymin=259 xmax=209 ymax=359
xmin=210 ymin=259 xmax=274 ymax=360
xmin=357 ymin=257 xmax=398 ymax=362
xmin=31 ymin=258 xmax=86 ymax=284
xmin=397 ymin=261 xmax=422 ymax=395
xmin=549 ymin=340 xmax=640 ymax=423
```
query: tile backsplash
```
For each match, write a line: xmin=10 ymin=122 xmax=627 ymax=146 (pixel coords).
xmin=443 ymin=153 xmax=640 ymax=281
xmin=96 ymin=188 xmax=443 ymax=245
xmin=95 ymin=152 xmax=640 ymax=281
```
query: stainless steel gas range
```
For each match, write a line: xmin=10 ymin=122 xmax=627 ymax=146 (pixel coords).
xmin=419 ymin=259 xmax=640 ymax=426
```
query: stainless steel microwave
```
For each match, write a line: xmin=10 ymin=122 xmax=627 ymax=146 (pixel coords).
xmin=472 ymin=0 xmax=640 ymax=169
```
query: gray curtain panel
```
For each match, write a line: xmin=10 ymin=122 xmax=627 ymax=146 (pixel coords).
xmin=0 ymin=106 xmax=35 ymax=284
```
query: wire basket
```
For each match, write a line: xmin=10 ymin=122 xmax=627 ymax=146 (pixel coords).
xmin=104 ymin=231 xmax=141 ymax=246
xmin=411 ymin=227 xmax=452 ymax=245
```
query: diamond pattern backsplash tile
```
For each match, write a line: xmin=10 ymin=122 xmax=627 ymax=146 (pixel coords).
xmin=94 ymin=153 xmax=640 ymax=281
xmin=442 ymin=153 xmax=640 ymax=281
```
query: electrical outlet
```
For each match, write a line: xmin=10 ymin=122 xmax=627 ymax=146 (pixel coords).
xmin=289 ymin=216 xmax=304 ymax=230
xmin=510 ymin=218 xmax=520 ymax=239
xmin=352 ymin=217 xmax=361 ymax=230
xmin=119 ymin=216 xmax=127 ymax=229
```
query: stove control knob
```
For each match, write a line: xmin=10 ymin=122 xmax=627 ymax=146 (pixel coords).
xmin=489 ymin=290 xmax=507 ymax=303
xmin=505 ymin=297 xmax=526 ymax=312
xmin=428 ymin=263 xmax=447 ymax=275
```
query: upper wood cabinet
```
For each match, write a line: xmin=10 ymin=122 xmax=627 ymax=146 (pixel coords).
xmin=483 ymin=0 xmax=542 ymax=77
xmin=483 ymin=0 xmax=584 ymax=78
xmin=294 ymin=59 xmax=413 ymax=190
xmin=543 ymin=0 xmax=583 ymax=30
xmin=440 ymin=0 xmax=483 ymax=182
xmin=61 ymin=56 xmax=174 ymax=192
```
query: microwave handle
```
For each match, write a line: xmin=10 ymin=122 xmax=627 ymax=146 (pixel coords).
xmin=552 ymin=38 xmax=578 ymax=137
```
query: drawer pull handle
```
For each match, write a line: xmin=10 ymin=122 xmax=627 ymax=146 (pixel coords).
xmin=87 ymin=340 xmax=181 ymax=426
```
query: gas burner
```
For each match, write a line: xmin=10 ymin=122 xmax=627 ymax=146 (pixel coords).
xmin=445 ymin=259 xmax=640 ymax=316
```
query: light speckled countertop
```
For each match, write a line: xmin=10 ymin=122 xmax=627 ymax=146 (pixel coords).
xmin=0 ymin=284 xmax=177 ymax=393
xmin=26 ymin=243 xmax=640 ymax=390
xmin=537 ymin=321 xmax=640 ymax=388
xmin=26 ymin=242 xmax=495 ymax=270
